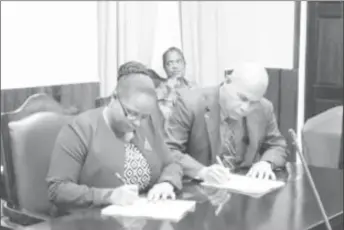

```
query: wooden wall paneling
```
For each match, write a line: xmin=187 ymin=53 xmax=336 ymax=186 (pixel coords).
xmin=316 ymin=18 xmax=343 ymax=86
xmin=293 ymin=1 xmax=301 ymax=69
xmin=59 ymin=82 xmax=100 ymax=112
xmin=1 ymin=87 xmax=46 ymax=113
xmin=1 ymin=82 xmax=100 ymax=113
xmin=305 ymin=2 xmax=343 ymax=119
xmin=305 ymin=2 xmax=318 ymax=119
xmin=340 ymin=133 xmax=343 ymax=169
xmin=280 ymin=69 xmax=298 ymax=162
xmin=265 ymin=69 xmax=281 ymax=126
xmin=314 ymin=98 xmax=343 ymax=115
xmin=317 ymin=2 xmax=344 ymax=18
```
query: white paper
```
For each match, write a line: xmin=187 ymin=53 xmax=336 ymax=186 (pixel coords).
xmin=201 ymin=174 xmax=285 ymax=198
xmin=101 ymin=198 xmax=196 ymax=222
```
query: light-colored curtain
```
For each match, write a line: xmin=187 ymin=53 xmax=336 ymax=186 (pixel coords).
xmin=180 ymin=1 xmax=295 ymax=87
xmin=98 ymin=1 xmax=181 ymax=96
xmin=150 ymin=2 xmax=182 ymax=79
xmin=98 ymin=1 xmax=159 ymax=97
xmin=98 ymin=1 xmax=118 ymax=97
xmin=117 ymin=2 xmax=159 ymax=66
xmin=180 ymin=2 xmax=224 ymax=87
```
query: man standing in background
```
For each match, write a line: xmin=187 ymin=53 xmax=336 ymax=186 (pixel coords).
xmin=157 ymin=47 xmax=196 ymax=122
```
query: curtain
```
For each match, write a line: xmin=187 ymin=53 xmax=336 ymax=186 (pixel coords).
xmin=98 ymin=1 xmax=159 ymax=97
xmin=98 ymin=1 xmax=181 ymax=96
xmin=180 ymin=1 xmax=295 ymax=87
xmin=180 ymin=2 xmax=224 ymax=87
xmin=99 ymin=1 xmax=295 ymax=93
xmin=98 ymin=1 xmax=118 ymax=97
xmin=117 ymin=2 xmax=159 ymax=66
xmin=150 ymin=2 xmax=182 ymax=79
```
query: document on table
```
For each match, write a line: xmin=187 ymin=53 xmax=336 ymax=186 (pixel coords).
xmin=201 ymin=174 xmax=286 ymax=198
xmin=101 ymin=198 xmax=196 ymax=222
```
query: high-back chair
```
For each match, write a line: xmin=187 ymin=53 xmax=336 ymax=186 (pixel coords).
xmin=0 ymin=93 xmax=78 ymax=226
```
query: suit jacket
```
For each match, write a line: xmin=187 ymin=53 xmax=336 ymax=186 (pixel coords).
xmin=165 ymin=86 xmax=288 ymax=177
xmin=46 ymin=107 xmax=183 ymax=213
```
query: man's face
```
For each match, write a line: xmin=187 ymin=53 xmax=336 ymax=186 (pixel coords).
xmin=164 ymin=51 xmax=186 ymax=79
xmin=219 ymin=80 xmax=265 ymax=120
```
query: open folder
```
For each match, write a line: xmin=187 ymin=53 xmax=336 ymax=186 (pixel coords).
xmin=201 ymin=174 xmax=286 ymax=198
xmin=101 ymin=198 xmax=196 ymax=222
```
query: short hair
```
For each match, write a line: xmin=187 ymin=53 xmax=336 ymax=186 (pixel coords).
xmin=162 ymin=47 xmax=185 ymax=67
xmin=117 ymin=61 xmax=150 ymax=80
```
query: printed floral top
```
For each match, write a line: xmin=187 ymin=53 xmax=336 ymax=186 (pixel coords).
xmin=123 ymin=143 xmax=152 ymax=191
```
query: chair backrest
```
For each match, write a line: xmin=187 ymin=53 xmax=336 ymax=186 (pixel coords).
xmin=0 ymin=93 xmax=77 ymax=215
xmin=302 ymin=105 xmax=343 ymax=168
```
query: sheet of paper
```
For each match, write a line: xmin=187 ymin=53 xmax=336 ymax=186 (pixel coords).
xmin=201 ymin=174 xmax=286 ymax=198
xmin=101 ymin=198 xmax=196 ymax=222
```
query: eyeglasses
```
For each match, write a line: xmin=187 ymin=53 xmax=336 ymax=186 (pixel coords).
xmin=116 ymin=94 xmax=150 ymax=121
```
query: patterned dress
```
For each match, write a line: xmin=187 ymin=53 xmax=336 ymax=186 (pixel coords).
xmin=123 ymin=143 xmax=152 ymax=191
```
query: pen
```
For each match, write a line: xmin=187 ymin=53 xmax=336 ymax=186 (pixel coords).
xmin=215 ymin=204 xmax=224 ymax=216
xmin=115 ymin=172 xmax=127 ymax=185
xmin=215 ymin=193 xmax=231 ymax=216
xmin=216 ymin=156 xmax=225 ymax=167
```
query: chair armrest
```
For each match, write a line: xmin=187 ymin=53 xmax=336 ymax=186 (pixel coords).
xmin=2 ymin=202 xmax=49 ymax=226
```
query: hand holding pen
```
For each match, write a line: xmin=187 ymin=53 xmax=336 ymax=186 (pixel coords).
xmin=197 ymin=156 xmax=231 ymax=184
xmin=105 ymin=173 xmax=139 ymax=206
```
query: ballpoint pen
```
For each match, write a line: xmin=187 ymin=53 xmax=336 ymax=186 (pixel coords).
xmin=215 ymin=204 xmax=224 ymax=216
xmin=215 ymin=192 xmax=232 ymax=216
xmin=216 ymin=155 xmax=225 ymax=167
xmin=115 ymin=172 xmax=127 ymax=185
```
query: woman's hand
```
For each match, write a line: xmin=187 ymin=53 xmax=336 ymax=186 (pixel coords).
xmin=108 ymin=184 xmax=139 ymax=206
xmin=147 ymin=182 xmax=176 ymax=201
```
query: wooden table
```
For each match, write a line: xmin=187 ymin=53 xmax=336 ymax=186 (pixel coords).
xmin=16 ymin=165 xmax=343 ymax=230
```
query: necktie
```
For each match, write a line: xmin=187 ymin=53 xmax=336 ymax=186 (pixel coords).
xmin=220 ymin=118 xmax=237 ymax=171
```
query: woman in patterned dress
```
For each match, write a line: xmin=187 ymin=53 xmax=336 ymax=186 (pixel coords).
xmin=46 ymin=62 xmax=183 ymax=215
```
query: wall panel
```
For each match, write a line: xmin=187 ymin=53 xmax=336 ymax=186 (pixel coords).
xmin=1 ymin=82 xmax=100 ymax=113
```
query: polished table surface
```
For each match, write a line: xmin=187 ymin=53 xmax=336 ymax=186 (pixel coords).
xmin=17 ymin=165 xmax=343 ymax=230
